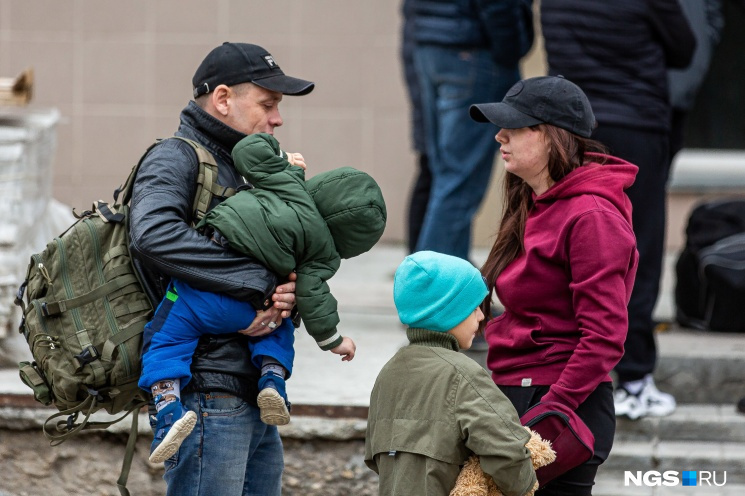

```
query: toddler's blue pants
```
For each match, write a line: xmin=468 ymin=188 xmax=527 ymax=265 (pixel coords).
xmin=138 ymin=279 xmax=294 ymax=390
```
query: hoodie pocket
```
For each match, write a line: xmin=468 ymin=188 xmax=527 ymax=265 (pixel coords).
xmin=486 ymin=315 xmax=555 ymax=369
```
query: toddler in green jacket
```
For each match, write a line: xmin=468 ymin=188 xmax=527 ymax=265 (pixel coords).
xmin=365 ymin=251 xmax=537 ymax=496
xmin=140 ymin=133 xmax=386 ymax=464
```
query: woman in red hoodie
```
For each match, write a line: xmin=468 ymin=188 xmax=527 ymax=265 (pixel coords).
xmin=470 ymin=76 xmax=639 ymax=496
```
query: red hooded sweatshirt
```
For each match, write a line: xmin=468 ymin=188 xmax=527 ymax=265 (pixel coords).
xmin=486 ymin=154 xmax=639 ymax=410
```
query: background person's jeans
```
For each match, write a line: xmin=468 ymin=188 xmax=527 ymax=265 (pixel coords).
xmin=413 ymin=44 xmax=519 ymax=260
xmin=161 ymin=391 xmax=284 ymax=496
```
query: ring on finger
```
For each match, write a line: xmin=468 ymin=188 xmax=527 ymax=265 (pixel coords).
xmin=267 ymin=321 xmax=278 ymax=329
xmin=261 ymin=322 xmax=267 ymax=326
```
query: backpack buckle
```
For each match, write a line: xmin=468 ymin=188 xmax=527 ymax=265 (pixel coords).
xmin=74 ymin=346 xmax=100 ymax=369
xmin=66 ymin=413 xmax=79 ymax=433
xmin=14 ymin=281 xmax=27 ymax=307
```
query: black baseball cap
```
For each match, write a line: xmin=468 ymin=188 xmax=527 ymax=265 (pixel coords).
xmin=469 ymin=76 xmax=595 ymax=138
xmin=192 ymin=42 xmax=314 ymax=98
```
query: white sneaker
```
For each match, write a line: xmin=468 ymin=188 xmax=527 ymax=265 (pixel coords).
xmin=638 ymin=375 xmax=676 ymax=417
xmin=614 ymin=375 xmax=677 ymax=420
xmin=613 ymin=387 xmax=646 ymax=420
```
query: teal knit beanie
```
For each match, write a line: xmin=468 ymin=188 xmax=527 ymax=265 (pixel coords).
xmin=393 ymin=251 xmax=488 ymax=332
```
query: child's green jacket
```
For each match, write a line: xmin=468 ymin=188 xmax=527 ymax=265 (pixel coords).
xmin=365 ymin=328 xmax=537 ymax=496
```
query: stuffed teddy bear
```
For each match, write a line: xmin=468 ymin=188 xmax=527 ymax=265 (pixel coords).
xmin=450 ymin=427 xmax=556 ymax=496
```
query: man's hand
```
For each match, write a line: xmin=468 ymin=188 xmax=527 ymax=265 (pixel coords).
xmin=239 ymin=272 xmax=297 ymax=336
xmin=240 ymin=307 xmax=283 ymax=337
xmin=330 ymin=337 xmax=356 ymax=361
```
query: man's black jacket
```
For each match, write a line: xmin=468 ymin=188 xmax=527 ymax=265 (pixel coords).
xmin=129 ymin=101 xmax=277 ymax=404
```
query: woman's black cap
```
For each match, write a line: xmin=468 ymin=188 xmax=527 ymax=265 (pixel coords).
xmin=470 ymin=76 xmax=596 ymax=138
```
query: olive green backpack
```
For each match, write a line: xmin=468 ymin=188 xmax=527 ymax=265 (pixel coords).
xmin=14 ymin=137 xmax=233 ymax=496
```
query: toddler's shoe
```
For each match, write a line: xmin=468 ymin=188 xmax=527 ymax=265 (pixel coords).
xmin=257 ymin=372 xmax=291 ymax=426
xmin=149 ymin=400 xmax=197 ymax=463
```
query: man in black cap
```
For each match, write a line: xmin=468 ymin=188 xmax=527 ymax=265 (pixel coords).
xmin=129 ymin=42 xmax=313 ymax=495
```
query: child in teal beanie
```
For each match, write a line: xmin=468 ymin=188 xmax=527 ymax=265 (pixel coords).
xmin=365 ymin=251 xmax=537 ymax=496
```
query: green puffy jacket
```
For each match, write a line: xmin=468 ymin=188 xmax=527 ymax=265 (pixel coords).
xmin=365 ymin=329 xmax=537 ymax=496
xmin=197 ymin=133 xmax=386 ymax=350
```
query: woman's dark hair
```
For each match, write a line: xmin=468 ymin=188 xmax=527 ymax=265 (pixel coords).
xmin=480 ymin=124 xmax=608 ymax=320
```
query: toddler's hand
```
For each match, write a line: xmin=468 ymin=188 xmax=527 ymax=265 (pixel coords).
xmin=286 ymin=152 xmax=306 ymax=170
xmin=331 ymin=336 xmax=356 ymax=361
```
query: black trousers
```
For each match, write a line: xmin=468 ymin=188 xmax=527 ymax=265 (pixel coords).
xmin=407 ymin=153 xmax=432 ymax=253
xmin=593 ymin=126 xmax=671 ymax=383
xmin=499 ymin=383 xmax=615 ymax=496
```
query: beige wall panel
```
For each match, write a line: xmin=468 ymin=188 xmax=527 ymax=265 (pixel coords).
xmin=5 ymin=40 xmax=75 ymax=107
xmin=152 ymin=113 xmax=184 ymax=141
xmin=472 ymin=158 xmax=506 ymax=249
xmin=369 ymin=48 xmax=408 ymax=110
xmin=154 ymin=43 xmax=216 ymax=106
xmin=288 ymin=112 xmax=366 ymax=176
xmin=78 ymin=0 xmax=150 ymax=40
xmin=50 ymin=104 xmax=75 ymax=183
xmin=67 ymin=113 xmax=156 ymax=208
xmin=227 ymin=1 xmax=304 ymax=35
xmin=371 ymin=113 xmax=416 ymax=242
xmin=293 ymin=1 xmax=385 ymax=38
xmin=7 ymin=0 xmax=75 ymax=33
xmin=296 ymin=42 xmax=377 ymax=108
xmin=154 ymin=0 xmax=221 ymax=35
xmin=80 ymin=42 xmax=153 ymax=106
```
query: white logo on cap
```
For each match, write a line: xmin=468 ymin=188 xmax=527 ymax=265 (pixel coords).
xmin=263 ymin=55 xmax=277 ymax=68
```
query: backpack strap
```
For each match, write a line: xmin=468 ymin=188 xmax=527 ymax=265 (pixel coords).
xmin=167 ymin=136 xmax=236 ymax=223
xmin=116 ymin=411 xmax=141 ymax=496
xmin=113 ymin=137 xmax=235 ymax=223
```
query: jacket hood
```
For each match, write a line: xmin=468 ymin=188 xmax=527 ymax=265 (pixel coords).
xmin=536 ymin=153 xmax=638 ymax=223
xmin=306 ymin=167 xmax=387 ymax=259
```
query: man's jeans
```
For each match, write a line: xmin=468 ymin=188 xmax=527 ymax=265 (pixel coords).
xmin=161 ymin=391 xmax=284 ymax=496
xmin=413 ymin=44 xmax=519 ymax=259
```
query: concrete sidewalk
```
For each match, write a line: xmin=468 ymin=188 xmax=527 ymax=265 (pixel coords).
xmin=0 ymin=241 xmax=745 ymax=407
xmin=0 ymin=242 xmax=720 ymax=407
